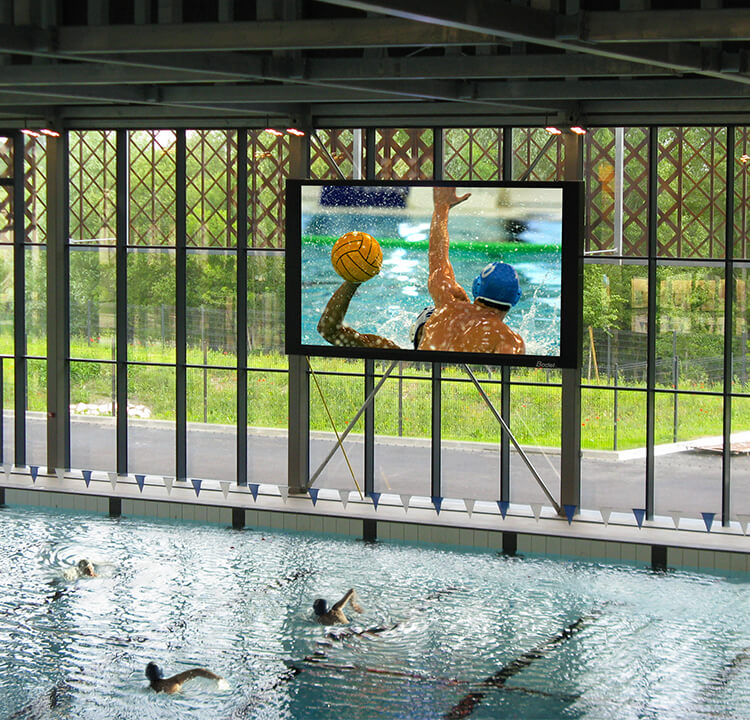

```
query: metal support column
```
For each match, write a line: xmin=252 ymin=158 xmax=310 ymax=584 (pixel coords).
xmin=364 ymin=358 xmax=375 ymax=496
xmin=560 ymin=131 xmax=583 ymax=515
xmin=13 ymin=133 xmax=25 ymax=466
xmin=287 ymin=129 xmax=311 ymax=492
xmin=115 ymin=130 xmax=128 ymax=474
xmin=722 ymin=126 xmax=735 ymax=527
xmin=175 ymin=130 xmax=187 ymax=482
xmin=46 ymin=132 xmax=69 ymax=473
xmin=500 ymin=127 xmax=513 ymax=500
xmin=431 ymin=362 xmax=441 ymax=498
xmin=237 ymin=130 xmax=248 ymax=486
xmin=645 ymin=127 xmax=658 ymax=519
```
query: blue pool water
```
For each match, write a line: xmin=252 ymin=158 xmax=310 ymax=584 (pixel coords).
xmin=300 ymin=212 xmax=562 ymax=355
xmin=2 ymin=504 xmax=749 ymax=719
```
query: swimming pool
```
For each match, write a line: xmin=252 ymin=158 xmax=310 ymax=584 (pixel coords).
xmin=2 ymin=504 xmax=749 ymax=719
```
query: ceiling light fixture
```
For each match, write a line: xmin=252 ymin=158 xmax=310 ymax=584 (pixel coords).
xmin=40 ymin=128 xmax=61 ymax=137
xmin=545 ymin=126 xmax=562 ymax=135
xmin=21 ymin=129 xmax=41 ymax=137
xmin=286 ymin=127 xmax=305 ymax=137
xmin=264 ymin=128 xmax=284 ymax=137
xmin=570 ymin=126 xmax=587 ymax=135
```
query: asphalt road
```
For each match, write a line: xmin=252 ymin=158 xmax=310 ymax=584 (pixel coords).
xmin=11 ymin=414 xmax=750 ymax=519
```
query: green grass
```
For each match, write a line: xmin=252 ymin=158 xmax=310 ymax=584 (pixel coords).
xmin=6 ymin=336 xmax=749 ymax=451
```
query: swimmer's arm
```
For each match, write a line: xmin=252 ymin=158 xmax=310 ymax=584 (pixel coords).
xmin=428 ymin=188 xmax=471 ymax=308
xmin=317 ymin=281 xmax=400 ymax=350
xmin=332 ymin=588 xmax=363 ymax=613
xmin=167 ymin=668 xmax=223 ymax=685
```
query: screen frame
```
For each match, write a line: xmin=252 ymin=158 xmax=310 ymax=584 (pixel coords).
xmin=285 ymin=179 xmax=583 ymax=370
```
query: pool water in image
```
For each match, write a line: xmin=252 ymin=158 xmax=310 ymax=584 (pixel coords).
xmin=1 ymin=505 xmax=750 ymax=719
xmin=300 ymin=213 xmax=563 ymax=356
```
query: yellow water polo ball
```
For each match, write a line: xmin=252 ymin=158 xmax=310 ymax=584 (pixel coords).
xmin=330 ymin=231 xmax=383 ymax=283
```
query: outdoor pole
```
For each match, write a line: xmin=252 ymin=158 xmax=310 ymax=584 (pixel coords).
xmin=500 ymin=126 xmax=513 ymax=501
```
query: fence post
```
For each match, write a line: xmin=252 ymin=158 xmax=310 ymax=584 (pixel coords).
xmin=201 ymin=306 xmax=207 ymax=424
xmin=613 ymin=363 xmax=619 ymax=451
xmin=398 ymin=360 xmax=403 ymax=436
xmin=673 ymin=330 xmax=678 ymax=443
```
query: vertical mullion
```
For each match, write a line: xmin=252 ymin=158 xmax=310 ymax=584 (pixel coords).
xmin=176 ymin=129 xmax=187 ymax=481
xmin=432 ymin=127 xmax=443 ymax=499
xmin=13 ymin=133 xmax=25 ymax=466
xmin=722 ymin=125 xmax=735 ymax=527
xmin=646 ymin=127 xmax=658 ymax=519
xmin=364 ymin=358 xmax=374 ymax=496
xmin=363 ymin=128 xmax=375 ymax=497
xmin=500 ymin=127 xmax=513 ymax=501
xmin=116 ymin=130 xmax=128 ymax=474
xmin=236 ymin=130 xmax=248 ymax=486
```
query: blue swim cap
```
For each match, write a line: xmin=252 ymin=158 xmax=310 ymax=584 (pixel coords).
xmin=471 ymin=262 xmax=521 ymax=310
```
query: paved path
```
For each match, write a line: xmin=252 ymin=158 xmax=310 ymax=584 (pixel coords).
xmin=11 ymin=414 xmax=750 ymax=519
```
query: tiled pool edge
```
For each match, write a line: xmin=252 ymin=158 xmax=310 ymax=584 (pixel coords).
xmin=1 ymin=473 xmax=748 ymax=575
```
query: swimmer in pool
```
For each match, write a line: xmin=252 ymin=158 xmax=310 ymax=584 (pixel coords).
xmin=313 ymin=588 xmax=363 ymax=625
xmin=145 ymin=662 xmax=228 ymax=694
xmin=420 ymin=186 xmax=525 ymax=355
xmin=76 ymin=559 xmax=96 ymax=577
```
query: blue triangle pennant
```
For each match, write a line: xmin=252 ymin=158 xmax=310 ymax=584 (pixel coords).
xmin=248 ymin=483 xmax=259 ymax=501
xmin=191 ymin=478 xmax=202 ymax=497
xmin=633 ymin=508 xmax=646 ymax=529
xmin=369 ymin=492 xmax=381 ymax=510
xmin=308 ymin=488 xmax=319 ymax=506
xmin=431 ymin=496 xmax=443 ymax=515
xmin=497 ymin=500 xmax=509 ymax=519
xmin=30 ymin=466 xmax=38 ymax=482
xmin=563 ymin=504 xmax=577 ymax=525
xmin=82 ymin=470 xmax=92 ymax=487
xmin=702 ymin=512 xmax=715 ymax=532
xmin=135 ymin=474 xmax=146 ymax=492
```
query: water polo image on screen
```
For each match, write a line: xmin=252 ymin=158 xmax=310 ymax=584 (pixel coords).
xmin=294 ymin=181 xmax=572 ymax=365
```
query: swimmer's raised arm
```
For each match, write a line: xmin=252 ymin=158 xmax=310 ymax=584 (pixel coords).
xmin=317 ymin=280 xmax=400 ymax=350
xmin=428 ymin=187 xmax=471 ymax=308
xmin=146 ymin=662 xmax=227 ymax=694
xmin=332 ymin=588 xmax=363 ymax=614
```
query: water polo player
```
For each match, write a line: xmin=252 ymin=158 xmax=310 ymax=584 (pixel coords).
xmin=419 ymin=186 xmax=525 ymax=355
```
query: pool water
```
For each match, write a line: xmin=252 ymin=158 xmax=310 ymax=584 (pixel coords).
xmin=2 ymin=504 xmax=749 ymax=719
xmin=300 ymin=240 xmax=562 ymax=355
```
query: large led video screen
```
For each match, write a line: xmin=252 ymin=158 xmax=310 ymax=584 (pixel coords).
xmin=285 ymin=180 xmax=582 ymax=368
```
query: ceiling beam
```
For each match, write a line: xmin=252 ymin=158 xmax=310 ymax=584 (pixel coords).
xmin=580 ymin=9 xmax=750 ymax=43
xmin=45 ymin=17 xmax=497 ymax=54
xmin=0 ymin=51 xmax=673 ymax=87
xmin=315 ymin=0 xmax=750 ymax=86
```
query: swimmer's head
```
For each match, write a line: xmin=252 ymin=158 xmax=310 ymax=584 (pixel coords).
xmin=77 ymin=559 xmax=96 ymax=577
xmin=313 ymin=599 xmax=328 ymax=616
xmin=472 ymin=262 xmax=521 ymax=311
xmin=146 ymin=662 xmax=163 ymax=682
xmin=409 ymin=307 xmax=435 ymax=349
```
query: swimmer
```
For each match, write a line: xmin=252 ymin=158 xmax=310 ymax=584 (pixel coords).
xmin=76 ymin=559 xmax=96 ymax=577
xmin=313 ymin=588 xmax=363 ymax=625
xmin=421 ymin=186 xmax=525 ymax=355
xmin=145 ymin=662 xmax=228 ymax=694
